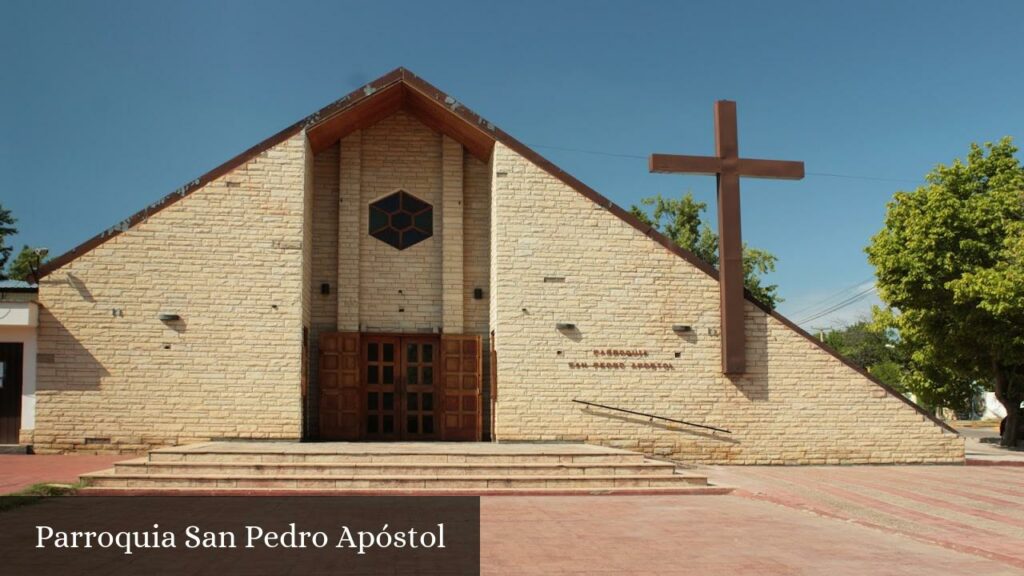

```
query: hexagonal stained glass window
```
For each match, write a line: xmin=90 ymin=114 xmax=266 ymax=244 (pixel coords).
xmin=368 ymin=190 xmax=433 ymax=250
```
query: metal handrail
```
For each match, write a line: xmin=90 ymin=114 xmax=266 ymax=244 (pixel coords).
xmin=572 ymin=399 xmax=732 ymax=434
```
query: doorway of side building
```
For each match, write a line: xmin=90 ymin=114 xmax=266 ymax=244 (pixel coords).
xmin=0 ymin=343 xmax=24 ymax=444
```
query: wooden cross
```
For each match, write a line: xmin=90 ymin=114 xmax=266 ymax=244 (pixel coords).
xmin=650 ymin=101 xmax=804 ymax=375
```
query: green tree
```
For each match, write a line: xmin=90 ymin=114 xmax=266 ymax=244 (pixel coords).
xmin=7 ymin=246 xmax=48 ymax=282
xmin=866 ymin=138 xmax=1024 ymax=447
xmin=630 ymin=192 xmax=782 ymax=308
xmin=0 ymin=203 xmax=17 ymax=280
xmin=824 ymin=310 xmax=979 ymax=414
xmin=821 ymin=316 xmax=904 ymax=389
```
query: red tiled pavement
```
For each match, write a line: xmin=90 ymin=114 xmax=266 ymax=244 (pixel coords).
xmin=482 ymin=466 xmax=1024 ymax=574
xmin=0 ymin=454 xmax=132 ymax=494
xmin=4 ymin=455 xmax=1024 ymax=574
xmin=481 ymin=494 xmax=1019 ymax=575
xmin=702 ymin=465 xmax=1024 ymax=573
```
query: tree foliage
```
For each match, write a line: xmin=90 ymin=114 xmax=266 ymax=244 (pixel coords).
xmin=630 ymin=192 xmax=782 ymax=309
xmin=823 ymin=311 xmax=981 ymax=415
xmin=821 ymin=316 xmax=903 ymax=386
xmin=0 ymin=203 xmax=17 ymax=280
xmin=866 ymin=138 xmax=1024 ymax=446
xmin=8 ymin=246 xmax=49 ymax=282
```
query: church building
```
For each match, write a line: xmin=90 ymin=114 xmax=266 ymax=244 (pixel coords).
xmin=22 ymin=69 xmax=963 ymax=464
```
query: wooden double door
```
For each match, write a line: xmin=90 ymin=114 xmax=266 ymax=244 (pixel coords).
xmin=319 ymin=333 xmax=481 ymax=441
xmin=363 ymin=335 xmax=438 ymax=440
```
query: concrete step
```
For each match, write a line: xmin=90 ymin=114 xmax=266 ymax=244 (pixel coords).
xmin=79 ymin=442 xmax=720 ymax=495
xmin=114 ymin=459 xmax=678 ymax=477
xmin=147 ymin=447 xmax=646 ymax=465
xmin=78 ymin=485 xmax=733 ymax=496
xmin=81 ymin=470 xmax=709 ymax=490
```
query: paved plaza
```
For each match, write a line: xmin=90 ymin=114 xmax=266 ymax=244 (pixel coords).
xmin=0 ymin=454 xmax=129 ymax=494
xmin=479 ymin=455 xmax=1024 ymax=575
xmin=3 ymin=451 xmax=1023 ymax=574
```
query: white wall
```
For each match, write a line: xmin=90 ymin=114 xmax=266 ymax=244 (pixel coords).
xmin=982 ymin=392 xmax=1007 ymax=420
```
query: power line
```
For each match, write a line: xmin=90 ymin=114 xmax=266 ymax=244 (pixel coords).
xmin=786 ymin=277 xmax=875 ymax=319
xmin=528 ymin=143 xmax=646 ymax=160
xmin=797 ymin=296 xmax=874 ymax=328
xmin=796 ymin=285 xmax=878 ymax=326
xmin=797 ymin=286 xmax=876 ymax=325
xmin=804 ymin=172 xmax=921 ymax=184
xmin=526 ymin=143 xmax=924 ymax=184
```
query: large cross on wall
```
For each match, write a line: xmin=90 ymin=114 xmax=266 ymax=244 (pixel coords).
xmin=650 ymin=101 xmax=804 ymax=375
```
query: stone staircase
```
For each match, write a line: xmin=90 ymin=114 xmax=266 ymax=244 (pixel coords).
xmin=79 ymin=441 xmax=728 ymax=495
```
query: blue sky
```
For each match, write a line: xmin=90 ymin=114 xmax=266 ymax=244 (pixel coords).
xmin=2 ymin=0 xmax=1022 ymax=329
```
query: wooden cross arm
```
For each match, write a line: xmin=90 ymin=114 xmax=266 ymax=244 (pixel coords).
xmin=649 ymin=154 xmax=804 ymax=180
xmin=649 ymin=154 xmax=721 ymax=176
xmin=738 ymin=158 xmax=804 ymax=180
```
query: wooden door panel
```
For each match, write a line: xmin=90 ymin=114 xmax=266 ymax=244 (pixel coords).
xmin=440 ymin=335 xmax=482 ymax=441
xmin=401 ymin=338 xmax=439 ymax=440
xmin=318 ymin=332 xmax=360 ymax=440
xmin=364 ymin=336 xmax=400 ymax=440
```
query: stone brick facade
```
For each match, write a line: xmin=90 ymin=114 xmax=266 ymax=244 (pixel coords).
xmin=464 ymin=150 xmax=493 ymax=436
xmin=489 ymin=142 xmax=962 ymax=464
xmin=308 ymin=112 xmax=493 ymax=438
xmin=27 ymin=71 xmax=962 ymax=462
xmin=32 ymin=133 xmax=309 ymax=453
xmin=355 ymin=112 xmax=443 ymax=332
xmin=442 ymin=135 xmax=465 ymax=333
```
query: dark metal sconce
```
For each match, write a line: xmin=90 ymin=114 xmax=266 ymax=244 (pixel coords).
xmin=556 ymin=322 xmax=576 ymax=331
xmin=158 ymin=313 xmax=180 ymax=322
xmin=672 ymin=324 xmax=693 ymax=333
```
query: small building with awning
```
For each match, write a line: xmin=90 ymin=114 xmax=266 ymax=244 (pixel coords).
xmin=0 ymin=280 xmax=37 ymax=449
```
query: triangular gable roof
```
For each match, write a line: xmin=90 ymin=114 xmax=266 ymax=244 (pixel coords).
xmin=37 ymin=67 xmax=722 ymax=282
xmin=35 ymin=67 xmax=956 ymax=434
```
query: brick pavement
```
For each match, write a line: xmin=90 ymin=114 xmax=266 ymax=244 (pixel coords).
xmin=705 ymin=464 xmax=1024 ymax=572
xmin=4 ymin=455 xmax=1023 ymax=574
xmin=0 ymin=454 xmax=131 ymax=494
xmin=481 ymin=465 xmax=1024 ymax=574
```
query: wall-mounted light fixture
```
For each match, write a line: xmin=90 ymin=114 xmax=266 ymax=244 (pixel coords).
xmin=320 ymin=283 xmax=331 ymax=295
xmin=158 ymin=313 xmax=181 ymax=322
xmin=473 ymin=288 xmax=484 ymax=300
xmin=672 ymin=324 xmax=693 ymax=333
xmin=556 ymin=322 xmax=576 ymax=331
